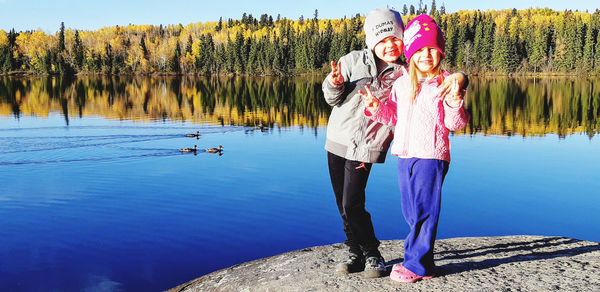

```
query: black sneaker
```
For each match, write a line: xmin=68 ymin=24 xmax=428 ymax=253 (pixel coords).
xmin=363 ymin=256 xmax=386 ymax=278
xmin=336 ymin=252 xmax=365 ymax=274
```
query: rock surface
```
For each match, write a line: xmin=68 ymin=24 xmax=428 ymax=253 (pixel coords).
xmin=168 ymin=236 xmax=600 ymax=292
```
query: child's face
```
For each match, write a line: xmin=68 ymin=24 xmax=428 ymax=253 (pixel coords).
xmin=411 ymin=47 xmax=442 ymax=75
xmin=373 ymin=36 xmax=403 ymax=63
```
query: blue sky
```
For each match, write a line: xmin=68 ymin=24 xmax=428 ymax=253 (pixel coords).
xmin=1 ymin=0 xmax=598 ymax=33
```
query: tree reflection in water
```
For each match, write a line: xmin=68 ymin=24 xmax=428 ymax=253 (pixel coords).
xmin=1 ymin=76 xmax=599 ymax=138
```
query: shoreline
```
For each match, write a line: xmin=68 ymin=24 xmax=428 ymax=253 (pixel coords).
xmin=3 ymin=71 xmax=600 ymax=78
xmin=168 ymin=235 xmax=600 ymax=292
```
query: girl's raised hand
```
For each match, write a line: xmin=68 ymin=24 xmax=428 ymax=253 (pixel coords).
xmin=444 ymin=79 xmax=463 ymax=108
xmin=327 ymin=61 xmax=344 ymax=87
xmin=439 ymin=72 xmax=466 ymax=98
xmin=358 ymin=85 xmax=380 ymax=113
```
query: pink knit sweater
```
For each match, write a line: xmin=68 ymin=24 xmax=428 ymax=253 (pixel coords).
xmin=366 ymin=68 xmax=470 ymax=162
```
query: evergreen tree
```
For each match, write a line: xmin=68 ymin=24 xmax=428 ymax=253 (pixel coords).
xmin=403 ymin=4 xmax=408 ymax=15
xmin=73 ymin=30 xmax=84 ymax=70
xmin=553 ymin=13 xmax=583 ymax=71
xmin=185 ymin=35 xmax=193 ymax=53
xmin=103 ymin=43 xmax=113 ymax=74
xmin=58 ymin=22 xmax=66 ymax=52
xmin=430 ymin=0 xmax=438 ymax=16
xmin=216 ymin=17 xmax=223 ymax=31
xmin=410 ymin=5 xmax=416 ymax=15
xmin=140 ymin=35 xmax=148 ymax=59
xmin=473 ymin=17 xmax=495 ymax=71
xmin=1 ymin=46 xmax=12 ymax=72
xmin=582 ymin=22 xmax=595 ymax=71
xmin=170 ymin=41 xmax=181 ymax=72
xmin=491 ymin=22 xmax=519 ymax=73
xmin=233 ymin=31 xmax=246 ymax=73
xmin=595 ymin=27 xmax=600 ymax=73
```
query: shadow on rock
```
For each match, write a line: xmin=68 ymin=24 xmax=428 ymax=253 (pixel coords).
xmin=436 ymin=236 xmax=600 ymax=276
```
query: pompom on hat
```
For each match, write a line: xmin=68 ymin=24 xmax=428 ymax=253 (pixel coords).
xmin=403 ymin=14 xmax=445 ymax=62
xmin=364 ymin=8 xmax=405 ymax=50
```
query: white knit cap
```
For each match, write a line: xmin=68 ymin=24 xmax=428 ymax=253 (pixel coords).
xmin=364 ymin=8 xmax=405 ymax=50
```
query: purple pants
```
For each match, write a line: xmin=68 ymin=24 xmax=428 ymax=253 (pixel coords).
xmin=398 ymin=158 xmax=449 ymax=276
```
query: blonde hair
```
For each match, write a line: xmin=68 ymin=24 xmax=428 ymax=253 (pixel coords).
xmin=408 ymin=55 xmax=443 ymax=103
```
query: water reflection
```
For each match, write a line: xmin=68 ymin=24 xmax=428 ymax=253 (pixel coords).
xmin=0 ymin=76 xmax=331 ymax=129
xmin=466 ymin=77 xmax=600 ymax=138
xmin=1 ymin=76 xmax=599 ymax=138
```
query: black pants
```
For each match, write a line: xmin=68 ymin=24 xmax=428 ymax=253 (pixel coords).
xmin=327 ymin=152 xmax=381 ymax=258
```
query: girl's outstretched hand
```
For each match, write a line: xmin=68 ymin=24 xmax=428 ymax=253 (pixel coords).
xmin=439 ymin=72 xmax=466 ymax=98
xmin=327 ymin=61 xmax=344 ymax=87
xmin=358 ymin=85 xmax=380 ymax=113
xmin=444 ymin=79 xmax=463 ymax=108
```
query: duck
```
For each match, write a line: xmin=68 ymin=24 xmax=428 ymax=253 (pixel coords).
xmin=205 ymin=145 xmax=223 ymax=153
xmin=254 ymin=124 xmax=268 ymax=131
xmin=179 ymin=145 xmax=198 ymax=153
xmin=185 ymin=131 xmax=200 ymax=138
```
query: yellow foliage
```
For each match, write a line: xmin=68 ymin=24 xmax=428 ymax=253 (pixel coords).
xmin=15 ymin=31 xmax=56 ymax=71
xmin=508 ymin=17 xmax=520 ymax=38
xmin=0 ymin=30 xmax=8 ymax=47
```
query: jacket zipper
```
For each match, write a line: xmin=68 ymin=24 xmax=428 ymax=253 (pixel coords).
xmin=403 ymin=99 xmax=413 ymax=157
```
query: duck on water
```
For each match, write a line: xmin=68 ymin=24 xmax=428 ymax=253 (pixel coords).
xmin=205 ymin=145 xmax=223 ymax=153
xmin=179 ymin=145 xmax=198 ymax=153
xmin=185 ymin=131 xmax=200 ymax=138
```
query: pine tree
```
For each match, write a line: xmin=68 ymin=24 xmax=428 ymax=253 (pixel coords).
xmin=73 ymin=30 xmax=84 ymax=70
xmin=58 ymin=22 xmax=66 ymax=52
xmin=2 ymin=48 xmax=13 ymax=72
xmin=216 ymin=17 xmax=223 ymax=31
xmin=528 ymin=21 xmax=550 ymax=72
xmin=140 ymin=36 xmax=148 ymax=59
xmin=595 ymin=27 xmax=600 ymax=73
xmin=170 ymin=41 xmax=181 ymax=72
xmin=491 ymin=22 xmax=519 ymax=73
xmin=473 ymin=17 xmax=495 ymax=71
xmin=430 ymin=0 xmax=439 ymax=18
xmin=582 ymin=21 xmax=596 ymax=72
xmin=185 ymin=35 xmax=193 ymax=53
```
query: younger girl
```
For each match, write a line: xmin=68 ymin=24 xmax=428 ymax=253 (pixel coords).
xmin=360 ymin=14 xmax=470 ymax=282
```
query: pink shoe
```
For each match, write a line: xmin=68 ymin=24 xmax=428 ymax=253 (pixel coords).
xmin=390 ymin=264 xmax=434 ymax=283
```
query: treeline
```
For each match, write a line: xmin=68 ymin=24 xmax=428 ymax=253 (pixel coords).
xmin=1 ymin=2 xmax=600 ymax=75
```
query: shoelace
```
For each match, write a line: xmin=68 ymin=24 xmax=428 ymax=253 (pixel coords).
xmin=355 ymin=162 xmax=367 ymax=170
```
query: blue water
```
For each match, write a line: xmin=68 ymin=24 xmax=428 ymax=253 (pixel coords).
xmin=1 ymin=114 xmax=599 ymax=291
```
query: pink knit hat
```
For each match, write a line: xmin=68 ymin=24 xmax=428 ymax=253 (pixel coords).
xmin=403 ymin=14 xmax=445 ymax=62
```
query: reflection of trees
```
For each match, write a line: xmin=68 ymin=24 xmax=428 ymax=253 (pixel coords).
xmin=0 ymin=76 xmax=331 ymax=128
xmin=464 ymin=77 xmax=600 ymax=138
xmin=2 ymin=76 xmax=599 ymax=137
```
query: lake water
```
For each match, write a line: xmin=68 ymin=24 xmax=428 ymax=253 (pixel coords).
xmin=1 ymin=76 xmax=599 ymax=291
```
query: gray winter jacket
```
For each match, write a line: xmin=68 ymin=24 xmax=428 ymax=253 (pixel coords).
xmin=322 ymin=49 xmax=405 ymax=163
